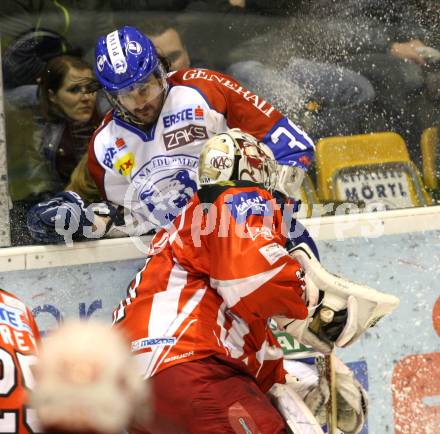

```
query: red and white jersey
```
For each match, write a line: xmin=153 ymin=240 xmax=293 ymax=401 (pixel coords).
xmin=113 ymin=182 xmax=308 ymax=392
xmin=0 ymin=289 xmax=41 ymax=433
xmin=88 ymin=68 xmax=314 ymax=233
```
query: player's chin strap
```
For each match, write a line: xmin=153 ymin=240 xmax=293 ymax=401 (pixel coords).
xmin=274 ymin=243 xmax=400 ymax=352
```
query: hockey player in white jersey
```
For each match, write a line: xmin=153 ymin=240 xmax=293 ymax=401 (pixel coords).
xmin=27 ymin=25 xmax=315 ymax=244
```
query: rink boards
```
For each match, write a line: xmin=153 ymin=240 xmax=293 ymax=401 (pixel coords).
xmin=0 ymin=226 xmax=439 ymax=433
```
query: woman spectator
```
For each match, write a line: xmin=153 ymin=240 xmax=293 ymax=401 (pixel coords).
xmin=5 ymin=51 xmax=106 ymax=196
xmin=6 ymin=54 xmax=106 ymax=245
xmin=37 ymin=55 xmax=105 ymax=191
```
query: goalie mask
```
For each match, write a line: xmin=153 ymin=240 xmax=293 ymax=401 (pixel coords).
xmin=198 ymin=128 xmax=306 ymax=199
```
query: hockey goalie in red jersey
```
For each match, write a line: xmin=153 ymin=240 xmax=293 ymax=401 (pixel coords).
xmin=111 ymin=129 xmax=312 ymax=433
xmin=113 ymin=129 xmax=378 ymax=434
xmin=0 ymin=288 xmax=41 ymax=433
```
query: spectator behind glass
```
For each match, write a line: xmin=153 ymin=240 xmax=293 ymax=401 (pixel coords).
xmin=66 ymin=152 xmax=102 ymax=203
xmin=0 ymin=0 xmax=114 ymax=60
xmin=134 ymin=20 xmax=191 ymax=70
xmin=225 ymin=0 xmax=440 ymax=161
xmin=220 ymin=3 xmax=375 ymax=141
xmin=2 ymin=30 xmax=84 ymax=203
xmin=2 ymin=28 xmax=77 ymax=91
xmin=37 ymin=55 xmax=103 ymax=190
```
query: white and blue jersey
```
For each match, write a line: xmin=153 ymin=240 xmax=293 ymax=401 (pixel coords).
xmin=88 ymin=68 xmax=314 ymax=233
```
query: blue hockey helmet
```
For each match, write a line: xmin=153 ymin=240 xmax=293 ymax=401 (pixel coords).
xmin=94 ymin=25 xmax=161 ymax=93
xmin=94 ymin=26 xmax=168 ymax=125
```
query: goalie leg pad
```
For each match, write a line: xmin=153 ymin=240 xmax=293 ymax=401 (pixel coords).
xmin=333 ymin=358 xmax=368 ymax=434
xmin=268 ymin=380 xmax=325 ymax=434
xmin=291 ymin=357 xmax=368 ymax=434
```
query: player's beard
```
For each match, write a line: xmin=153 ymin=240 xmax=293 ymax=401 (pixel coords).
xmin=108 ymin=89 xmax=165 ymax=131
xmin=131 ymin=78 xmax=168 ymax=131
xmin=134 ymin=95 xmax=164 ymax=130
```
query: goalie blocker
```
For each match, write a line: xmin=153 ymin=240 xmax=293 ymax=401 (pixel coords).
xmin=274 ymin=243 xmax=400 ymax=354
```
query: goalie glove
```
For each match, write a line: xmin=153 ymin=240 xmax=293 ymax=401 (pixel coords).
xmin=274 ymin=273 xmax=334 ymax=354
xmin=291 ymin=243 xmax=400 ymax=347
xmin=304 ymin=357 xmax=368 ymax=434
xmin=27 ymin=191 xmax=124 ymax=244
xmin=274 ymin=243 xmax=399 ymax=351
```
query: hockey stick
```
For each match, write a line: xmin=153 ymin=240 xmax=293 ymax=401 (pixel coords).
xmin=320 ymin=308 xmax=337 ymax=434
xmin=324 ymin=348 xmax=338 ymax=434
xmin=312 ymin=308 xmax=338 ymax=434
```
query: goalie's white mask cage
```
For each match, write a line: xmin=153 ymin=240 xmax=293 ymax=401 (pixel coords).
xmin=198 ymin=128 xmax=305 ymax=199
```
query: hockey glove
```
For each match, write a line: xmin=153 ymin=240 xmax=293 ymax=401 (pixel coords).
xmin=304 ymin=357 xmax=368 ymax=434
xmin=27 ymin=191 xmax=122 ymax=244
xmin=285 ymin=218 xmax=320 ymax=261
xmin=275 ymin=242 xmax=399 ymax=352
xmin=274 ymin=273 xmax=337 ymax=354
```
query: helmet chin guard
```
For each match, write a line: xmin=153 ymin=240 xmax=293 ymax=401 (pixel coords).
xmin=198 ymin=129 xmax=306 ymax=199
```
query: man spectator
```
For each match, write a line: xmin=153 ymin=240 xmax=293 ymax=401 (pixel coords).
xmin=226 ymin=0 xmax=440 ymax=158
xmin=139 ymin=20 xmax=191 ymax=70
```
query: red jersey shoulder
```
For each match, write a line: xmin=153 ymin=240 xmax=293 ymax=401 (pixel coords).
xmin=0 ymin=288 xmax=29 ymax=318
xmin=168 ymin=68 xmax=230 ymax=115
xmin=189 ymin=182 xmax=283 ymax=243
xmin=168 ymin=68 xmax=283 ymax=130
xmin=0 ymin=289 xmax=40 ymax=349
xmin=87 ymin=111 xmax=115 ymax=199
xmin=169 ymin=68 xmax=238 ymax=87
xmin=89 ymin=110 xmax=114 ymax=146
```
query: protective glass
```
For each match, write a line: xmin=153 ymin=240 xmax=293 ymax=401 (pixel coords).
xmin=109 ymin=64 xmax=167 ymax=105
xmin=112 ymin=76 xmax=164 ymax=105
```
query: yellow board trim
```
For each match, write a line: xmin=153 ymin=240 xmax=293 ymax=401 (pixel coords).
xmin=420 ymin=127 xmax=438 ymax=190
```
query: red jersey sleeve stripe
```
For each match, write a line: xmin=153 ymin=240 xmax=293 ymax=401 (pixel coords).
xmin=210 ymin=265 xmax=286 ymax=308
